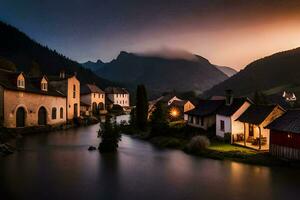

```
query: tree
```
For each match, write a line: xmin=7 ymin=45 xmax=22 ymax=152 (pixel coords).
xmin=98 ymin=115 xmax=121 ymax=153
xmin=150 ymin=101 xmax=168 ymax=135
xmin=0 ymin=57 xmax=16 ymax=72
xmin=135 ymin=85 xmax=148 ymax=131
xmin=129 ymin=107 xmax=136 ymax=127
xmin=29 ymin=61 xmax=41 ymax=77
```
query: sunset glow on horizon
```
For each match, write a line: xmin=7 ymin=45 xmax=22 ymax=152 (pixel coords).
xmin=1 ymin=0 xmax=300 ymax=70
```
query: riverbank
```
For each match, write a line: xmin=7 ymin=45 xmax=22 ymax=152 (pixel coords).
xmin=124 ymin=124 xmax=300 ymax=168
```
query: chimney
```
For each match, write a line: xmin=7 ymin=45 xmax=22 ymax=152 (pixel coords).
xmin=59 ymin=70 xmax=65 ymax=79
xmin=225 ymin=89 xmax=233 ymax=106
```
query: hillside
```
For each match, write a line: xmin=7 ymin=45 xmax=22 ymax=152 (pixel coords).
xmin=94 ymin=51 xmax=228 ymax=95
xmin=0 ymin=21 xmax=115 ymax=88
xmin=204 ymin=47 xmax=300 ymax=97
xmin=215 ymin=65 xmax=237 ymax=77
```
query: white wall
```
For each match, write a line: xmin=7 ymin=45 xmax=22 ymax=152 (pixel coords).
xmin=109 ymin=93 xmax=130 ymax=107
xmin=216 ymin=115 xmax=231 ymax=138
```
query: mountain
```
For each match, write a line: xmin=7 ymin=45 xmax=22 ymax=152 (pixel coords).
xmin=204 ymin=47 xmax=300 ymax=97
xmin=82 ymin=60 xmax=105 ymax=72
xmin=215 ymin=65 xmax=237 ymax=77
xmin=94 ymin=51 xmax=229 ymax=95
xmin=0 ymin=21 xmax=115 ymax=88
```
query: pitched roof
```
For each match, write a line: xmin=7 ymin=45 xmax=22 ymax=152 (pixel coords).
xmin=81 ymin=84 xmax=104 ymax=95
xmin=217 ymin=98 xmax=250 ymax=116
xmin=0 ymin=70 xmax=65 ymax=97
xmin=186 ymin=100 xmax=224 ymax=117
xmin=266 ymin=110 xmax=300 ymax=134
xmin=237 ymin=104 xmax=278 ymax=125
xmin=170 ymin=100 xmax=189 ymax=107
xmin=105 ymin=87 xmax=129 ymax=94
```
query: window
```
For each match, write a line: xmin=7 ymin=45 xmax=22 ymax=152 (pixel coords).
xmin=41 ymin=83 xmax=47 ymax=91
xmin=73 ymin=85 xmax=76 ymax=98
xmin=52 ymin=108 xmax=57 ymax=119
xmin=60 ymin=108 xmax=63 ymax=119
xmin=17 ymin=79 xmax=25 ymax=88
xmin=200 ymin=117 xmax=204 ymax=126
xmin=196 ymin=117 xmax=200 ymax=125
xmin=98 ymin=93 xmax=100 ymax=98
xmin=102 ymin=94 xmax=104 ymax=98
xmin=220 ymin=120 xmax=225 ymax=131
xmin=94 ymin=93 xmax=96 ymax=98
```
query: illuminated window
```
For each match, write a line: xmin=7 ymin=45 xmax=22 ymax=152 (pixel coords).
xmin=17 ymin=79 xmax=25 ymax=88
xmin=41 ymin=83 xmax=47 ymax=91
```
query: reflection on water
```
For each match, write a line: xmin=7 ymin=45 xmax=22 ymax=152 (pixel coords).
xmin=1 ymin=123 xmax=300 ymax=200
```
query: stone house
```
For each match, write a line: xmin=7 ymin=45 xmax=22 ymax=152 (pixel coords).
xmin=80 ymin=84 xmax=105 ymax=115
xmin=105 ymin=87 xmax=130 ymax=108
xmin=48 ymin=71 xmax=80 ymax=121
xmin=0 ymin=70 xmax=66 ymax=128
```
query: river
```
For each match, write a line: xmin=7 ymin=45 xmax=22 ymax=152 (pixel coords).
xmin=0 ymin=123 xmax=300 ymax=200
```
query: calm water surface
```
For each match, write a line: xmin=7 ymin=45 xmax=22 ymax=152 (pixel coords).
xmin=1 ymin=123 xmax=300 ymax=200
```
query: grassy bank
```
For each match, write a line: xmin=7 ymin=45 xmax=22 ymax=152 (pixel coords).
xmin=122 ymin=123 xmax=300 ymax=167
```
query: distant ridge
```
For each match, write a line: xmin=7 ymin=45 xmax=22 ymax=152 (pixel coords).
xmin=0 ymin=21 xmax=115 ymax=88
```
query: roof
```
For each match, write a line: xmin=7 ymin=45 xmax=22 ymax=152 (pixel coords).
xmin=186 ymin=100 xmax=224 ymax=117
xmin=217 ymin=98 xmax=250 ymax=116
xmin=81 ymin=84 xmax=104 ymax=95
xmin=170 ymin=100 xmax=189 ymax=107
xmin=105 ymin=87 xmax=129 ymax=94
xmin=267 ymin=93 xmax=296 ymax=110
xmin=237 ymin=104 xmax=278 ymax=125
xmin=0 ymin=70 xmax=65 ymax=97
xmin=266 ymin=110 xmax=300 ymax=134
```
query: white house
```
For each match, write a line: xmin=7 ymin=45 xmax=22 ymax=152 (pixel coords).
xmin=105 ymin=87 xmax=130 ymax=107
xmin=216 ymin=97 xmax=251 ymax=139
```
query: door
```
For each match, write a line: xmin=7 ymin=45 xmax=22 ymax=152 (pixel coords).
xmin=16 ymin=107 xmax=25 ymax=127
xmin=38 ymin=107 xmax=47 ymax=125
xmin=74 ymin=103 xmax=78 ymax=117
xmin=249 ymin=124 xmax=254 ymax=137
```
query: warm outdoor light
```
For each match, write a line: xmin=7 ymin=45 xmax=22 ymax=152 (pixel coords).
xmin=170 ymin=108 xmax=179 ymax=117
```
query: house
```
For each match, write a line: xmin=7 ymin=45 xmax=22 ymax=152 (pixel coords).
xmin=266 ymin=110 xmax=300 ymax=160
xmin=0 ymin=70 xmax=67 ymax=128
xmin=148 ymin=94 xmax=194 ymax=120
xmin=105 ymin=87 xmax=130 ymax=107
xmin=235 ymin=104 xmax=285 ymax=150
xmin=185 ymin=100 xmax=224 ymax=130
xmin=48 ymin=71 xmax=80 ymax=121
xmin=81 ymin=84 xmax=105 ymax=115
xmin=267 ymin=91 xmax=297 ymax=109
xmin=282 ymin=91 xmax=297 ymax=102
xmin=169 ymin=100 xmax=195 ymax=120
xmin=216 ymin=97 xmax=251 ymax=139
xmin=80 ymin=101 xmax=91 ymax=116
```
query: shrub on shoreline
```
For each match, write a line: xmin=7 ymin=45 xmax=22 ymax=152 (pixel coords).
xmin=187 ymin=135 xmax=210 ymax=152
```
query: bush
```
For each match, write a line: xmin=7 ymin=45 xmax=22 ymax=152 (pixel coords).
xmin=187 ymin=136 xmax=210 ymax=152
xmin=224 ymin=132 xmax=232 ymax=143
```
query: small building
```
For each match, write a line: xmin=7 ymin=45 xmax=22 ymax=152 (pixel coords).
xmin=169 ymin=100 xmax=195 ymax=120
xmin=80 ymin=101 xmax=91 ymax=116
xmin=185 ymin=100 xmax=224 ymax=130
xmin=81 ymin=84 xmax=105 ymax=115
xmin=216 ymin=97 xmax=251 ymax=139
xmin=266 ymin=110 xmax=300 ymax=160
xmin=235 ymin=104 xmax=285 ymax=150
xmin=48 ymin=71 xmax=80 ymax=121
xmin=105 ymin=87 xmax=130 ymax=107
xmin=0 ymin=70 xmax=66 ymax=128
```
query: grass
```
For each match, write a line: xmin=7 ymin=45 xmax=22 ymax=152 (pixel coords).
xmin=208 ymin=141 xmax=257 ymax=155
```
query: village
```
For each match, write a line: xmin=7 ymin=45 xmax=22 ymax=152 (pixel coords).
xmin=0 ymin=67 xmax=299 ymax=164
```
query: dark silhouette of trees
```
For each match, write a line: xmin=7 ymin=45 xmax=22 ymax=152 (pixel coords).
xmin=135 ymin=85 xmax=148 ymax=131
xmin=150 ymin=101 xmax=168 ymax=135
xmin=98 ymin=115 xmax=121 ymax=153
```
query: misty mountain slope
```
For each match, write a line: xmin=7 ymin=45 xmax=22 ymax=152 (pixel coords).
xmin=0 ymin=21 xmax=115 ymax=88
xmin=216 ymin=65 xmax=237 ymax=77
xmin=204 ymin=47 xmax=300 ymax=97
xmin=95 ymin=51 xmax=229 ymax=93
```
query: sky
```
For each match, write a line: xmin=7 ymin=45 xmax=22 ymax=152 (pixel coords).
xmin=1 ymin=0 xmax=300 ymax=70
